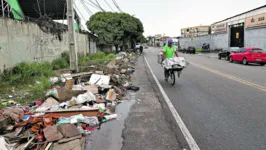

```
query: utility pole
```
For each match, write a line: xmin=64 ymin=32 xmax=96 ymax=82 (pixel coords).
xmin=67 ymin=0 xmax=78 ymax=72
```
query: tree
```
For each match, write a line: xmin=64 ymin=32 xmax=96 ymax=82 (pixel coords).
xmin=87 ymin=12 xmax=144 ymax=51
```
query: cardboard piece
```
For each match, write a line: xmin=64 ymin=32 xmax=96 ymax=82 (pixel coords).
xmin=65 ymin=80 xmax=75 ymax=89
xmin=88 ymin=74 xmax=110 ymax=86
xmin=41 ymin=97 xmax=59 ymax=107
xmin=106 ymin=89 xmax=117 ymax=101
xmin=83 ymin=85 xmax=99 ymax=94
xmin=46 ymin=88 xmax=87 ymax=102
xmin=95 ymin=71 xmax=104 ymax=75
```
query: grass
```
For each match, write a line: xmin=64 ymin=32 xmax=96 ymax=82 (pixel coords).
xmin=0 ymin=52 xmax=70 ymax=105
xmin=196 ymin=48 xmax=202 ymax=52
xmin=0 ymin=51 xmax=117 ymax=105
xmin=79 ymin=52 xmax=116 ymax=66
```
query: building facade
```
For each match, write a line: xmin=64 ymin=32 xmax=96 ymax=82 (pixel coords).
xmin=179 ymin=5 xmax=266 ymax=51
xmin=181 ymin=26 xmax=210 ymax=37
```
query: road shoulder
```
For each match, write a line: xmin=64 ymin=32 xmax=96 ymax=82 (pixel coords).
xmin=121 ymin=55 xmax=184 ymax=150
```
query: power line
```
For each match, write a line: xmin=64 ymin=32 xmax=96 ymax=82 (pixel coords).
xmin=112 ymin=0 xmax=123 ymax=12
xmin=83 ymin=0 xmax=101 ymax=10
xmin=95 ymin=0 xmax=105 ymax=12
xmin=81 ymin=0 xmax=93 ymax=15
xmin=73 ymin=2 xmax=87 ymax=30
xmin=104 ymin=0 xmax=114 ymax=12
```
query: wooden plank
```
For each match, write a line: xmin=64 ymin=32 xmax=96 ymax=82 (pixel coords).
xmin=45 ymin=108 xmax=99 ymax=117
xmin=64 ymin=72 xmax=93 ymax=78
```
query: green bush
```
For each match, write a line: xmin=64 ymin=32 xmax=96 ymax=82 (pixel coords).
xmin=29 ymin=76 xmax=54 ymax=101
xmin=196 ymin=48 xmax=202 ymax=52
xmin=0 ymin=62 xmax=54 ymax=84
xmin=78 ymin=56 xmax=90 ymax=66
xmin=105 ymin=53 xmax=116 ymax=60
xmin=88 ymin=52 xmax=106 ymax=60
xmin=52 ymin=57 xmax=69 ymax=70
xmin=61 ymin=52 xmax=70 ymax=64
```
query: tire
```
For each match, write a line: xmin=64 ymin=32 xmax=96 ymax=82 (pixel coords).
xmin=259 ymin=63 xmax=265 ymax=66
xmin=170 ymin=71 xmax=175 ymax=85
xmin=226 ymin=56 xmax=230 ymax=61
xmin=218 ymin=55 xmax=221 ymax=60
xmin=229 ymin=57 xmax=233 ymax=63
xmin=242 ymin=58 xmax=248 ymax=65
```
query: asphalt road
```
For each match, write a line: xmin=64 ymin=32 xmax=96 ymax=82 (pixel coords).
xmin=144 ymin=48 xmax=266 ymax=150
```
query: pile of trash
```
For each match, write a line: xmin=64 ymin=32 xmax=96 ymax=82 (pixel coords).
xmin=0 ymin=52 xmax=139 ymax=150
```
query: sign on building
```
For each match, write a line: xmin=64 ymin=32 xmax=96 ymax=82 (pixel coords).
xmin=211 ymin=23 xmax=227 ymax=34
xmin=245 ymin=13 xmax=266 ymax=28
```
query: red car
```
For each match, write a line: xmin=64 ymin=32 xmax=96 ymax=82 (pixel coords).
xmin=229 ymin=47 xmax=266 ymax=66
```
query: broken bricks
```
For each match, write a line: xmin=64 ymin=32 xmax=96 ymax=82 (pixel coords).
xmin=43 ymin=125 xmax=63 ymax=142
xmin=58 ymin=124 xmax=81 ymax=138
xmin=0 ymin=51 xmax=139 ymax=150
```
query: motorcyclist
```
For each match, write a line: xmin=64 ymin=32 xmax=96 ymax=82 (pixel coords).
xmin=162 ymin=39 xmax=179 ymax=80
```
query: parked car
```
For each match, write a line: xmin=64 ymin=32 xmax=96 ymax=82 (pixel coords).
xmin=180 ymin=48 xmax=186 ymax=53
xmin=187 ymin=46 xmax=196 ymax=54
xmin=229 ymin=47 xmax=266 ymax=66
xmin=218 ymin=47 xmax=240 ymax=60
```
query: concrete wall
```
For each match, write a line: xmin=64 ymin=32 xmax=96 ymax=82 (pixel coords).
xmin=180 ymin=26 xmax=266 ymax=51
xmin=245 ymin=28 xmax=266 ymax=50
xmin=179 ymin=33 xmax=228 ymax=50
xmin=0 ymin=18 xmax=97 ymax=71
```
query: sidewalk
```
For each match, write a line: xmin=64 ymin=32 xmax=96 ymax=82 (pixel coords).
xmin=121 ymin=56 xmax=182 ymax=150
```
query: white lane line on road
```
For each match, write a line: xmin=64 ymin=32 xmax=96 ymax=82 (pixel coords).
xmin=144 ymin=56 xmax=200 ymax=150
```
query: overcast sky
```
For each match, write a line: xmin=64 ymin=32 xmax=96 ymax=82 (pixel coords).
xmin=75 ymin=0 xmax=266 ymax=37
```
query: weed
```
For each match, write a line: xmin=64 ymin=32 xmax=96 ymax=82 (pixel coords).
xmin=78 ymin=56 xmax=90 ymax=66
xmin=196 ymin=48 xmax=202 ymax=52
xmin=52 ymin=57 xmax=69 ymax=70
xmin=0 ymin=62 xmax=54 ymax=84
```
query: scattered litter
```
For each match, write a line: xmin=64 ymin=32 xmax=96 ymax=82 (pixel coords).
xmin=41 ymin=97 xmax=59 ymax=107
xmin=106 ymin=89 xmax=117 ymax=101
xmin=0 ymin=51 xmax=139 ymax=149
xmin=95 ymin=71 xmax=104 ymax=75
xmin=58 ymin=124 xmax=81 ymax=138
xmin=126 ymin=85 xmax=140 ymax=91
xmin=83 ymin=85 xmax=99 ymax=94
xmin=65 ymin=79 xmax=75 ymax=89
xmin=43 ymin=125 xmax=63 ymax=142
xmin=88 ymin=74 xmax=110 ymax=86
xmin=103 ymin=114 xmax=118 ymax=121
xmin=76 ymin=92 xmax=96 ymax=104
xmin=49 ymin=77 xmax=59 ymax=83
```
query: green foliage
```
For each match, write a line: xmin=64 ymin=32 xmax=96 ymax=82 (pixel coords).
xmin=78 ymin=52 xmax=117 ymax=66
xmin=87 ymin=12 xmax=144 ymax=48
xmin=78 ymin=56 xmax=90 ymax=66
xmin=0 ymin=62 xmax=54 ymax=84
xmin=196 ymin=48 xmax=202 ymax=52
xmin=105 ymin=53 xmax=116 ymax=60
xmin=61 ymin=52 xmax=70 ymax=64
xmin=52 ymin=57 xmax=69 ymax=70
xmin=88 ymin=52 xmax=106 ymax=60
xmin=29 ymin=76 xmax=54 ymax=101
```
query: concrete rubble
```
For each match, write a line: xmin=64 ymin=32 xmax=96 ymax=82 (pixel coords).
xmin=0 ymin=52 xmax=139 ymax=150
